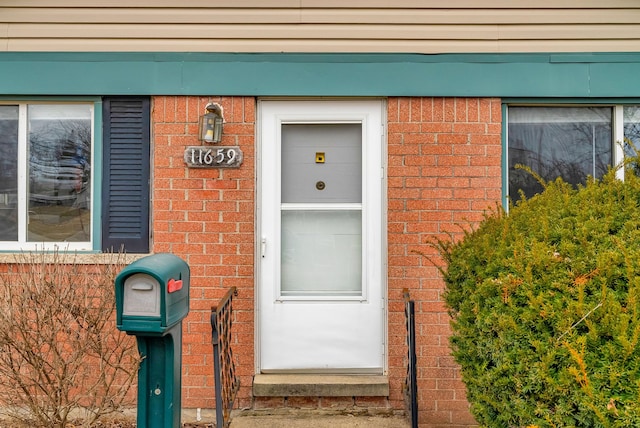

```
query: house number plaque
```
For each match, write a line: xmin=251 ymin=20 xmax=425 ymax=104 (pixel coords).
xmin=184 ymin=146 xmax=243 ymax=168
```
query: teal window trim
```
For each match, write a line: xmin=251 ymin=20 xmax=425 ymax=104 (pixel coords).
xmin=0 ymin=96 xmax=101 ymax=102
xmin=505 ymin=98 xmax=640 ymax=105
xmin=501 ymin=103 xmax=509 ymax=209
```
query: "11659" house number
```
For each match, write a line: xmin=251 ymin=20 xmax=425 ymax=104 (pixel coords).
xmin=184 ymin=146 xmax=243 ymax=168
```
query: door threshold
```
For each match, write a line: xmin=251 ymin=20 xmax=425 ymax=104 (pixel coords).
xmin=253 ymin=374 xmax=389 ymax=397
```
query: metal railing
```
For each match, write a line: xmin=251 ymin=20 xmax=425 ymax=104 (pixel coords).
xmin=403 ymin=288 xmax=418 ymax=428
xmin=211 ymin=286 xmax=240 ymax=428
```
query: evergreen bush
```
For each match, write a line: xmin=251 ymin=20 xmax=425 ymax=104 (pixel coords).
xmin=437 ymin=166 xmax=640 ymax=427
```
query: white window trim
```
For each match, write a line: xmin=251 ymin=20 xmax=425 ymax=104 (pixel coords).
xmin=614 ymin=105 xmax=625 ymax=181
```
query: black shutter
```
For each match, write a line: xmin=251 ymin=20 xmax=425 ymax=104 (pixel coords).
xmin=102 ymin=97 xmax=150 ymax=253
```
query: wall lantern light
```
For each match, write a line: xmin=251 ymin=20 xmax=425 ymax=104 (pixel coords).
xmin=198 ymin=103 xmax=224 ymax=143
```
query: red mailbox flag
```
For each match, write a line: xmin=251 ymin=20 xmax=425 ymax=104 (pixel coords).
xmin=167 ymin=278 xmax=183 ymax=293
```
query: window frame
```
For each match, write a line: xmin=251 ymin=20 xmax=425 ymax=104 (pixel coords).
xmin=502 ymin=101 xmax=639 ymax=207
xmin=0 ymin=99 xmax=101 ymax=252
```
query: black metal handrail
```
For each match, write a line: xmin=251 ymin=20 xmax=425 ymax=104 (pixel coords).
xmin=403 ymin=288 xmax=418 ymax=428
xmin=211 ymin=286 xmax=240 ymax=428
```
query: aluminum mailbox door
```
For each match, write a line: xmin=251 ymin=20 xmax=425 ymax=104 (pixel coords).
xmin=258 ymin=100 xmax=385 ymax=373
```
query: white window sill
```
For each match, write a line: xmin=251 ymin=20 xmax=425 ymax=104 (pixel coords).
xmin=0 ymin=252 xmax=151 ymax=265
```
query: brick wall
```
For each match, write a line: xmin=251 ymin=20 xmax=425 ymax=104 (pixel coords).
xmin=152 ymin=96 xmax=256 ymax=409
xmin=387 ymin=97 xmax=502 ymax=427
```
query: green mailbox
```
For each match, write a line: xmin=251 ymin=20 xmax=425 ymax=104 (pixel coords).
xmin=115 ymin=253 xmax=190 ymax=428
xmin=116 ymin=253 xmax=189 ymax=334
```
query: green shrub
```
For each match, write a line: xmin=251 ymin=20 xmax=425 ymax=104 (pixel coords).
xmin=438 ymin=167 xmax=640 ymax=427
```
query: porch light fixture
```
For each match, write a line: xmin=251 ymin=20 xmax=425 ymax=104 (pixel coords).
xmin=198 ymin=103 xmax=224 ymax=143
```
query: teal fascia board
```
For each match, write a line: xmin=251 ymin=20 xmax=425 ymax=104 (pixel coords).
xmin=589 ymin=62 xmax=640 ymax=97
xmin=2 ymin=52 xmax=640 ymax=97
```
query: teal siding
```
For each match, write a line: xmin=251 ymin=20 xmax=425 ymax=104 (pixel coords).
xmin=2 ymin=52 xmax=640 ymax=97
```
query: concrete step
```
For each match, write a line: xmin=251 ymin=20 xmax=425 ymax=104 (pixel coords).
xmin=229 ymin=413 xmax=410 ymax=428
xmin=253 ymin=374 xmax=389 ymax=397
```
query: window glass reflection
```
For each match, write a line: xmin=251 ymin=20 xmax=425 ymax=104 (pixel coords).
xmin=0 ymin=106 xmax=18 ymax=241
xmin=508 ymin=107 xmax=612 ymax=201
xmin=28 ymin=104 xmax=91 ymax=242
xmin=624 ymin=106 xmax=640 ymax=175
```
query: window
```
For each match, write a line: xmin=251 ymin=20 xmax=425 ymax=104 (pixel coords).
xmin=0 ymin=97 xmax=150 ymax=253
xmin=0 ymin=103 xmax=93 ymax=250
xmin=624 ymin=106 xmax=640 ymax=160
xmin=507 ymin=105 xmax=640 ymax=201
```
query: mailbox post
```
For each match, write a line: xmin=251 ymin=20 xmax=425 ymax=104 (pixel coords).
xmin=115 ymin=253 xmax=190 ymax=428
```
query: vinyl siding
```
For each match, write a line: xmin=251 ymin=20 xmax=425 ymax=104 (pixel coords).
xmin=1 ymin=1 xmax=639 ymax=53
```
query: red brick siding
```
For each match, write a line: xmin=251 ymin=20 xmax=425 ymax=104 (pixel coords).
xmin=387 ymin=97 xmax=502 ymax=427
xmin=152 ymin=96 xmax=256 ymax=409
xmin=0 ymin=260 xmax=139 ymax=407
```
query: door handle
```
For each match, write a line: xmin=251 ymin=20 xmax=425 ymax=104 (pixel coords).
xmin=261 ymin=237 xmax=267 ymax=258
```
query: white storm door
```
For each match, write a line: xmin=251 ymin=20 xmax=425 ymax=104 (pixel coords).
xmin=258 ymin=100 xmax=385 ymax=373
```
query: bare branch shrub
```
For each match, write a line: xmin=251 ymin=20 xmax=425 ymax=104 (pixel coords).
xmin=0 ymin=249 xmax=140 ymax=428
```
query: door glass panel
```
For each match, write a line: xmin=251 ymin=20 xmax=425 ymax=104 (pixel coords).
xmin=282 ymin=124 xmax=362 ymax=203
xmin=28 ymin=104 xmax=92 ymax=242
xmin=280 ymin=123 xmax=363 ymax=297
xmin=281 ymin=210 xmax=362 ymax=296
xmin=0 ymin=106 xmax=19 ymax=241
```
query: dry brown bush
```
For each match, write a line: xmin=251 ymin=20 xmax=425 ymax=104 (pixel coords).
xmin=0 ymin=249 xmax=140 ymax=428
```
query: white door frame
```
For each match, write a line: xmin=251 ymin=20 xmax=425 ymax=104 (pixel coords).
xmin=255 ymin=98 xmax=388 ymax=374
